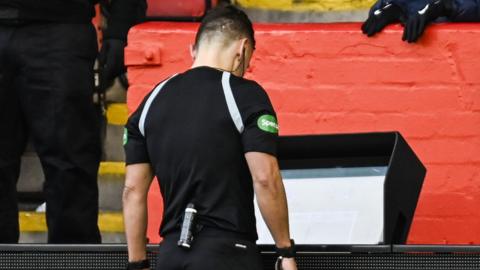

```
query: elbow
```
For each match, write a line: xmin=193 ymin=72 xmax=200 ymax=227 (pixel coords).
xmin=252 ymin=170 xmax=281 ymax=191
xmin=122 ymin=186 xmax=133 ymax=206
xmin=252 ymin=173 xmax=272 ymax=189
xmin=122 ymin=185 xmax=147 ymax=206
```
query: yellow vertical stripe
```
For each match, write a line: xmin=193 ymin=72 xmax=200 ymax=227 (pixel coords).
xmin=98 ymin=162 xmax=126 ymax=175
xmin=106 ymin=103 xmax=128 ymax=126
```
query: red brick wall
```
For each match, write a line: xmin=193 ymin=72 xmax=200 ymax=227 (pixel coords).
xmin=126 ymin=22 xmax=480 ymax=244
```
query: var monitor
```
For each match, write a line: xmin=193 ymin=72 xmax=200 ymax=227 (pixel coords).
xmin=255 ymin=132 xmax=426 ymax=245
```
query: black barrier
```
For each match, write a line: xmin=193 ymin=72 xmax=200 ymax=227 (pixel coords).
xmin=1 ymin=245 xmax=480 ymax=270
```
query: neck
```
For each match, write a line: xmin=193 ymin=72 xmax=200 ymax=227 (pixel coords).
xmin=191 ymin=43 xmax=236 ymax=72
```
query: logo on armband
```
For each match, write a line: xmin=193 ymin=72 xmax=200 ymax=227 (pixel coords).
xmin=257 ymin=115 xmax=279 ymax=134
xmin=123 ymin=128 xmax=128 ymax=146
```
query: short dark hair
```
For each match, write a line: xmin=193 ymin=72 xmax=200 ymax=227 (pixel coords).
xmin=194 ymin=5 xmax=255 ymax=50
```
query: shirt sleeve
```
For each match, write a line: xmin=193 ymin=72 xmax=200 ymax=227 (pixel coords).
xmin=123 ymin=102 xmax=150 ymax=165
xmin=103 ymin=0 xmax=147 ymax=41
xmin=448 ymin=0 xmax=480 ymax=22
xmin=234 ymin=80 xmax=279 ymax=157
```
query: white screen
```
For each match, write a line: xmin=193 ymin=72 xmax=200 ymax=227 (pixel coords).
xmin=255 ymin=168 xmax=386 ymax=245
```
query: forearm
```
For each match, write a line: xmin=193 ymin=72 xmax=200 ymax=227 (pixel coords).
xmin=123 ymin=164 xmax=153 ymax=261
xmin=123 ymin=189 xmax=148 ymax=261
xmin=254 ymin=172 xmax=291 ymax=248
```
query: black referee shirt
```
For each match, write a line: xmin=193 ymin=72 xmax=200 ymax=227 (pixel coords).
xmin=124 ymin=66 xmax=279 ymax=241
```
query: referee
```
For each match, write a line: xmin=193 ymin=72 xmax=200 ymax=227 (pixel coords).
xmin=123 ymin=5 xmax=297 ymax=270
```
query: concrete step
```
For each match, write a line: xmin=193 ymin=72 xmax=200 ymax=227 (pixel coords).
xmin=237 ymin=0 xmax=374 ymax=12
xmin=240 ymin=0 xmax=371 ymax=23
xmin=104 ymin=103 xmax=128 ymax=161
xmin=17 ymin=161 xmax=126 ymax=212
xmin=105 ymin=77 xmax=127 ymax=104
xmin=104 ymin=124 xmax=125 ymax=162
xmin=98 ymin=162 xmax=126 ymax=212
xmin=19 ymin=232 xmax=125 ymax=244
xmin=19 ymin=211 xmax=125 ymax=243
xmin=245 ymin=8 xmax=368 ymax=23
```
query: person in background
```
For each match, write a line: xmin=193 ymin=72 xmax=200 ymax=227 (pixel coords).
xmin=362 ymin=0 xmax=480 ymax=42
xmin=0 ymin=0 xmax=145 ymax=244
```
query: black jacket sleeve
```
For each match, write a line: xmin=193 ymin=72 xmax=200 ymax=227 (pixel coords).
xmin=450 ymin=0 xmax=480 ymax=21
xmin=103 ymin=0 xmax=147 ymax=41
xmin=371 ymin=0 xmax=480 ymax=21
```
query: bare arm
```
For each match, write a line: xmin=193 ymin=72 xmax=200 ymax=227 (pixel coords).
xmin=123 ymin=163 xmax=154 ymax=263
xmin=245 ymin=152 xmax=297 ymax=270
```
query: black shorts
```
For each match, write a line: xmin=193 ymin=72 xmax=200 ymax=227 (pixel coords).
xmin=155 ymin=231 xmax=263 ymax=270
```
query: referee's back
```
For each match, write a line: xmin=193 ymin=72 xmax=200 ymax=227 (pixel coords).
xmin=125 ymin=66 xmax=278 ymax=241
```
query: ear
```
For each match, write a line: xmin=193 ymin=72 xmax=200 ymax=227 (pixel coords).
xmin=237 ymin=38 xmax=249 ymax=56
xmin=189 ymin=44 xmax=197 ymax=61
xmin=232 ymin=38 xmax=251 ymax=77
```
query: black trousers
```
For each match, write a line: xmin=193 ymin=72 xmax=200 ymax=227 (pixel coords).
xmin=0 ymin=22 xmax=101 ymax=243
xmin=156 ymin=232 xmax=264 ymax=270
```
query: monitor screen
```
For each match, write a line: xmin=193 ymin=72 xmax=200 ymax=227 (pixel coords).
xmin=255 ymin=166 xmax=388 ymax=245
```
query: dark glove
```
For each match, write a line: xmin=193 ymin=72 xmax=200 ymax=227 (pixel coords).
xmin=98 ymin=38 xmax=126 ymax=89
xmin=362 ymin=2 xmax=405 ymax=37
xmin=402 ymin=0 xmax=453 ymax=43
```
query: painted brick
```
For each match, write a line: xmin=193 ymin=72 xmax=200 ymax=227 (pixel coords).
xmin=408 ymin=217 xmax=480 ymax=244
xmin=267 ymin=86 xmax=466 ymax=114
xmin=126 ymin=22 xmax=480 ymax=244
xmin=127 ymin=68 xmax=175 ymax=88
xmin=423 ymin=164 xmax=479 ymax=192
xmin=252 ymin=57 xmax=456 ymax=86
xmin=432 ymin=113 xmax=480 ymax=137
xmin=147 ymin=179 xmax=163 ymax=244
xmin=277 ymin=112 xmax=480 ymax=140
xmin=473 ymin=88 xmax=480 ymax=111
xmin=409 ymin=138 xmax=480 ymax=164
xmin=126 ymin=84 xmax=153 ymax=115
xmin=415 ymin=192 xmax=480 ymax=217
xmin=442 ymin=219 xmax=480 ymax=244
xmin=348 ymin=86 xmax=465 ymax=113
xmin=407 ymin=218 xmax=448 ymax=244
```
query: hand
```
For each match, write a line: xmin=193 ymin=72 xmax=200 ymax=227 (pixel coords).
xmin=98 ymin=38 xmax=126 ymax=89
xmin=275 ymin=257 xmax=297 ymax=270
xmin=282 ymin=258 xmax=298 ymax=270
xmin=362 ymin=3 xmax=404 ymax=37
xmin=402 ymin=0 xmax=452 ymax=42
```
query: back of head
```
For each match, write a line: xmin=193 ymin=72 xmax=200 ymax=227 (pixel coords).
xmin=194 ymin=4 xmax=255 ymax=50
